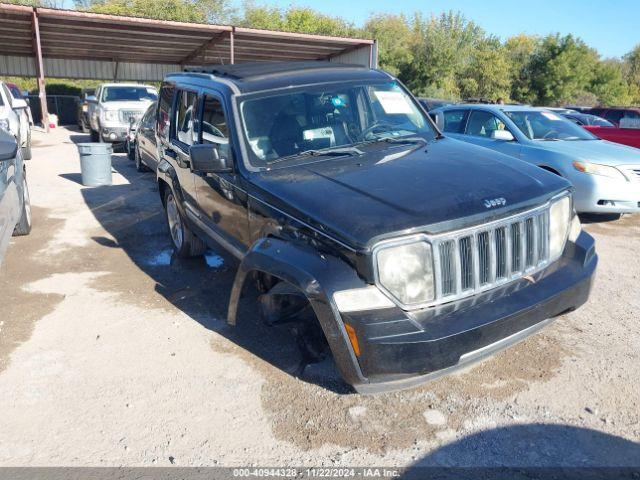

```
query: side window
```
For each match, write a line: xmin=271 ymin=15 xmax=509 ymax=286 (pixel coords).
xmin=145 ymin=105 xmax=157 ymax=127
xmin=199 ymin=94 xmax=228 ymax=143
xmin=157 ymin=84 xmax=174 ymax=138
xmin=173 ymin=90 xmax=198 ymax=147
xmin=442 ymin=110 xmax=467 ymax=133
xmin=466 ymin=110 xmax=508 ymax=138
xmin=604 ymin=110 xmax=623 ymax=124
xmin=2 ymin=85 xmax=13 ymax=106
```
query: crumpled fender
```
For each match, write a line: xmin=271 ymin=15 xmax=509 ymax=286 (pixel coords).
xmin=227 ymin=236 xmax=368 ymax=387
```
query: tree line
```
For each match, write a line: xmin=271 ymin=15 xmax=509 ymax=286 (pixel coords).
xmin=6 ymin=0 xmax=640 ymax=106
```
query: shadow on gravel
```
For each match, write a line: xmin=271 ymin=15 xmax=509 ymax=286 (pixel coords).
xmin=579 ymin=213 xmax=623 ymax=224
xmin=402 ymin=424 xmax=640 ymax=478
xmin=75 ymin=148 xmax=346 ymax=393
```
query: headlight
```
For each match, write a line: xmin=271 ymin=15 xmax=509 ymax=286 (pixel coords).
xmin=100 ymin=110 xmax=119 ymax=122
xmin=549 ymin=195 xmax=572 ymax=260
xmin=0 ymin=118 xmax=9 ymax=132
xmin=573 ymin=161 xmax=626 ymax=180
xmin=376 ymin=240 xmax=435 ymax=306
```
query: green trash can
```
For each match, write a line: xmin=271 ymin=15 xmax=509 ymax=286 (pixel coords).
xmin=77 ymin=143 xmax=113 ymax=187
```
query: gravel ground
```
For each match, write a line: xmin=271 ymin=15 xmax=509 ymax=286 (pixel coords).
xmin=0 ymin=126 xmax=638 ymax=467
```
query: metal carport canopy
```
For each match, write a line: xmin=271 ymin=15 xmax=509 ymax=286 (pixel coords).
xmin=0 ymin=3 xmax=376 ymax=129
xmin=0 ymin=3 xmax=376 ymax=77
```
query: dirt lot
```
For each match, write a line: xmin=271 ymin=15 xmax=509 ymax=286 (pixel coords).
xmin=0 ymin=126 xmax=639 ymax=467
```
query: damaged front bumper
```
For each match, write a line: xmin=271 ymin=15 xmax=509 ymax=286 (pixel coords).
xmin=335 ymin=231 xmax=597 ymax=394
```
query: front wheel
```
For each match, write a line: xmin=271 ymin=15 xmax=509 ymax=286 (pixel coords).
xmin=164 ymin=189 xmax=206 ymax=258
xmin=14 ymin=174 xmax=32 ymax=236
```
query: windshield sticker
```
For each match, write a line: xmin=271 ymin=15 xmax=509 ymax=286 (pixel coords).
xmin=541 ymin=111 xmax=561 ymax=121
xmin=374 ymin=91 xmax=413 ymax=114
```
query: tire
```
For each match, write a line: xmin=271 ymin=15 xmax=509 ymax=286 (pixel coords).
xmin=14 ymin=173 xmax=32 ymax=236
xmin=135 ymin=145 xmax=149 ymax=172
xmin=90 ymin=128 xmax=99 ymax=142
xmin=21 ymin=129 xmax=32 ymax=160
xmin=164 ymin=189 xmax=206 ymax=258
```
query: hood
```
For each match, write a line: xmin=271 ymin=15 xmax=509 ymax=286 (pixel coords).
xmin=531 ymin=138 xmax=640 ymax=166
xmin=101 ymin=100 xmax=153 ymax=111
xmin=249 ymin=138 xmax=569 ymax=250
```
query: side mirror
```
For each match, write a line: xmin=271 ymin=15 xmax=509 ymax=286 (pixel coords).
xmin=86 ymin=95 xmax=97 ymax=103
xmin=190 ymin=143 xmax=233 ymax=173
xmin=0 ymin=130 xmax=18 ymax=161
xmin=12 ymin=98 xmax=28 ymax=110
xmin=491 ymin=129 xmax=515 ymax=141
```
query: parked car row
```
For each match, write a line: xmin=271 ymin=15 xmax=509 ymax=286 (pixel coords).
xmin=86 ymin=83 xmax=157 ymax=145
xmin=431 ymin=104 xmax=640 ymax=216
xmin=109 ymin=62 xmax=597 ymax=394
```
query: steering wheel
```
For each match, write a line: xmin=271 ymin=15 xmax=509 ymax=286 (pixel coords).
xmin=361 ymin=121 xmax=396 ymax=140
xmin=543 ymin=130 xmax=559 ymax=140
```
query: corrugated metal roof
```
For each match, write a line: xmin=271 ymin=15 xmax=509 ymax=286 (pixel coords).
xmin=0 ymin=3 xmax=374 ymax=77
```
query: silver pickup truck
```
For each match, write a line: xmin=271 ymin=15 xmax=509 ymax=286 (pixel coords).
xmin=87 ymin=83 xmax=157 ymax=144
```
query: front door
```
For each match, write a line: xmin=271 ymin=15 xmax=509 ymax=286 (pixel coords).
xmin=192 ymin=92 xmax=250 ymax=256
xmin=167 ymin=88 xmax=199 ymax=209
xmin=463 ymin=110 xmax=521 ymax=158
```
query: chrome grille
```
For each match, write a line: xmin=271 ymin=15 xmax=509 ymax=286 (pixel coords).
xmin=119 ymin=110 xmax=144 ymax=124
xmin=433 ymin=205 xmax=551 ymax=304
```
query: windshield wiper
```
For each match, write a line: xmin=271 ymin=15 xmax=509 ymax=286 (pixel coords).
xmin=359 ymin=135 xmax=428 ymax=147
xmin=267 ymin=146 xmax=363 ymax=166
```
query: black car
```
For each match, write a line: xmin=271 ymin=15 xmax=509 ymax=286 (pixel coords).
xmin=562 ymin=112 xmax=614 ymax=127
xmin=128 ymin=102 xmax=158 ymax=172
xmin=0 ymin=129 xmax=31 ymax=266
xmin=155 ymin=62 xmax=597 ymax=394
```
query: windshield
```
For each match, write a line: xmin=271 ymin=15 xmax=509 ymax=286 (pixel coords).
xmin=505 ymin=110 xmax=597 ymax=141
xmin=102 ymin=86 xmax=157 ymax=103
xmin=583 ymin=114 xmax=614 ymax=127
xmin=240 ymin=81 xmax=437 ymax=167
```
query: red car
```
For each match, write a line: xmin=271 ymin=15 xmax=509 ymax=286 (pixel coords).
xmin=563 ymin=112 xmax=640 ymax=149
xmin=587 ymin=107 xmax=640 ymax=127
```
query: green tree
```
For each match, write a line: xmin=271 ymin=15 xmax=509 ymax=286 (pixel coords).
xmin=505 ymin=34 xmax=540 ymax=104
xmin=528 ymin=34 xmax=599 ymax=105
xmin=362 ymin=14 xmax=413 ymax=77
xmin=399 ymin=12 xmax=496 ymax=100
xmin=240 ymin=3 xmax=357 ymax=36
xmin=624 ymin=44 xmax=640 ymax=103
xmin=591 ymin=59 xmax=631 ymax=106
xmin=460 ymin=39 xmax=511 ymax=100
xmin=76 ymin=0 xmax=233 ymax=23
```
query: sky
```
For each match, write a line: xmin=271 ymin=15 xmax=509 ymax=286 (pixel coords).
xmin=57 ymin=0 xmax=639 ymax=58
xmin=231 ymin=0 xmax=640 ymax=59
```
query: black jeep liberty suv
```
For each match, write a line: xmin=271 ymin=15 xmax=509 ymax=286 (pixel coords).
xmin=155 ymin=62 xmax=597 ymax=394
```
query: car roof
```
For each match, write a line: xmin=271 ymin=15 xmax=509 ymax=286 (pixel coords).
xmin=437 ymin=104 xmax=550 ymax=113
xmin=173 ymin=61 xmax=391 ymax=94
xmin=101 ymin=83 xmax=156 ymax=88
